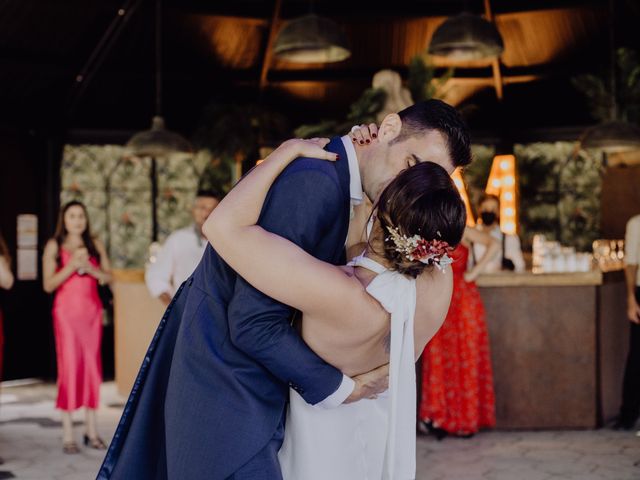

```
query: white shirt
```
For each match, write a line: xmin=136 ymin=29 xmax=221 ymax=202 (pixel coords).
xmin=471 ymin=225 xmax=526 ymax=273
xmin=0 ymin=256 xmax=14 ymax=290
xmin=145 ymin=225 xmax=207 ymax=298
xmin=315 ymin=137 xmax=363 ymax=408
xmin=625 ymin=215 xmax=640 ymax=285
xmin=342 ymin=135 xmax=364 ymax=208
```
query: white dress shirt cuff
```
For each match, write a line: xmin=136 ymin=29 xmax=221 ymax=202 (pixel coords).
xmin=315 ymin=374 xmax=355 ymax=409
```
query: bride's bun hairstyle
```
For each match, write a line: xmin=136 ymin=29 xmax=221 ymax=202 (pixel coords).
xmin=374 ymin=162 xmax=466 ymax=278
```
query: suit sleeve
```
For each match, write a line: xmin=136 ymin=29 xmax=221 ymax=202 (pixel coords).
xmin=227 ymin=167 xmax=345 ymax=405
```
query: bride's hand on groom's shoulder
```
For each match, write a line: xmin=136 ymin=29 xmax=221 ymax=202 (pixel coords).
xmin=271 ymin=138 xmax=338 ymax=162
xmin=343 ymin=363 xmax=389 ymax=404
xmin=348 ymin=123 xmax=379 ymax=146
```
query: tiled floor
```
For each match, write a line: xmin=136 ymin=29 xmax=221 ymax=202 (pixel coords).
xmin=0 ymin=381 xmax=638 ymax=479
xmin=416 ymin=429 xmax=640 ymax=480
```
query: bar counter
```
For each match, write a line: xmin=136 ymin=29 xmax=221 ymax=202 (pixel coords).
xmin=476 ymin=269 xmax=627 ymax=429
xmin=112 ymin=268 xmax=629 ymax=430
xmin=112 ymin=269 xmax=166 ymax=397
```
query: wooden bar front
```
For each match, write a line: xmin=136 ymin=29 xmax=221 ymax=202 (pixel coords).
xmin=477 ymin=270 xmax=628 ymax=429
xmin=111 ymin=267 xmax=629 ymax=429
xmin=112 ymin=269 xmax=167 ymax=397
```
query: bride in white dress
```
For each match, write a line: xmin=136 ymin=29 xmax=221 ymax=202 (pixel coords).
xmin=204 ymin=138 xmax=466 ymax=479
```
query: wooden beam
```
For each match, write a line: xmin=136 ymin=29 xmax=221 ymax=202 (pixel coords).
xmin=264 ymin=74 xmax=542 ymax=88
xmin=484 ymin=0 xmax=504 ymax=100
xmin=259 ymin=0 xmax=282 ymax=90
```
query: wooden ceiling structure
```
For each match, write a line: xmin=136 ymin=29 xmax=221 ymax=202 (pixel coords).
xmin=1 ymin=0 xmax=638 ymax=136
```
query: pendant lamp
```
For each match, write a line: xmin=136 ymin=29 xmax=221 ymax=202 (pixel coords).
xmin=428 ymin=12 xmax=504 ymax=61
xmin=273 ymin=13 xmax=350 ymax=63
xmin=125 ymin=0 xmax=192 ymax=159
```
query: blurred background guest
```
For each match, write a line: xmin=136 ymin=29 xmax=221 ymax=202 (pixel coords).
xmin=145 ymin=189 xmax=222 ymax=305
xmin=42 ymin=201 xmax=112 ymax=454
xmin=419 ymin=226 xmax=499 ymax=439
xmin=0 ymin=232 xmax=14 ymax=382
xmin=614 ymin=213 xmax=640 ymax=431
xmin=471 ymin=193 xmax=525 ymax=272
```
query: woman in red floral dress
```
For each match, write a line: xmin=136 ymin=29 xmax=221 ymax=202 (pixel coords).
xmin=419 ymin=226 xmax=500 ymax=438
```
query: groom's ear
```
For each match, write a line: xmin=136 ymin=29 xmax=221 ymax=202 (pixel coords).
xmin=378 ymin=113 xmax=402 ymax=144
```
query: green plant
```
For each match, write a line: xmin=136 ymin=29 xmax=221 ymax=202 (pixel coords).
xmin=407 ymin=55 xmax=454 ymax=102
xmin=193 ymin=102 xmax=290 ymax=187
xmin=295 ymin=88 xmax=387 ymax=138
xmin=295 ymin=54 xmax=454 ymax=138
xmin=572 ymin=47 xmax=640 ymax=124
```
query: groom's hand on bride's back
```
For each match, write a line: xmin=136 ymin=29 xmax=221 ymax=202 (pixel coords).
xmin=343 ymin=363 xmax=389 ymax=404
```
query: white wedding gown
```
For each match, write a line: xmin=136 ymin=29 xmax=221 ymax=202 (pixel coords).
xmin=278 ymin=255 xmax=418 ymax=480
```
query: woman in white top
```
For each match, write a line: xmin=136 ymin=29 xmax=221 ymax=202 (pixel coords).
xmin=0 ymin=233 xmax=13 ymax=291
xmin=0 ymin=232 xmax=14 ymax=387
xmin=204 ymin=138 xmax=467 ymax=479
xmin=471 ymin=193 xmax=526 ymax=272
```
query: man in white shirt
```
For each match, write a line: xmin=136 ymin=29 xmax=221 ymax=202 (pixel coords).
xmin=471 ymin=193 xmax=526 ymax=273
xmin=145 ymin=189 xmax=222 ymax=305
xmin=614 ymin=214 xmax=640 ymax=430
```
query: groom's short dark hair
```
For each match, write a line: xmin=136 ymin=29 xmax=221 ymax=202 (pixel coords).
xmin=391 ymin=99 xmax=472 ymax=168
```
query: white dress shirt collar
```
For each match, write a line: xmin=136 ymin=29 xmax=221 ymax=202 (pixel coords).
xmin=341 ymin=135 xmax=363 ymax=206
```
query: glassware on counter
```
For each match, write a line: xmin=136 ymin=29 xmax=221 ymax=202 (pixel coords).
xmin=532 ymin=234 xmax=593 ymax=274
xmin=592 ymin=238 xmax=624 ymax=271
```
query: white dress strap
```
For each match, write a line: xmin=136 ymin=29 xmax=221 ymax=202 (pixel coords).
xmin=361 ymin=265 xmax=418 ymax=480
xmin=279 ymin=256 xmax=418 ymax=480
xmin=347 ymin=254 xmax=387 ymax=275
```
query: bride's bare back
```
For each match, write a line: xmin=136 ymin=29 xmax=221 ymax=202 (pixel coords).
xmin=301 ymin=262 xmax=453 ymax=377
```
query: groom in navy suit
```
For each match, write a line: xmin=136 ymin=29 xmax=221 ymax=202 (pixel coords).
xmin=98 ymin=99 xmax=471 ymax=479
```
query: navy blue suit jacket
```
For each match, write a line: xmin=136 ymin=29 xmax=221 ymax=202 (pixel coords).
xmin=98 ymin=137 xmax=351 ymax=479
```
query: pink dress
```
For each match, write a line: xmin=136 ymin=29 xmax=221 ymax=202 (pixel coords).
xmin=52 ymin=248 xmax=103 ymax=410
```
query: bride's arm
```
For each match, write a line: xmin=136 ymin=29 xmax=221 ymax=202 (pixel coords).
xmin=206 ymin=139 xmax=337 ymax=236
xmin=203 ymin=139 xmax=366 ymax=321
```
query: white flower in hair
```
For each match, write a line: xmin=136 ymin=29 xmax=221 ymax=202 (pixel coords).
xmin=386 ymin=226 xmax=454 ymax=272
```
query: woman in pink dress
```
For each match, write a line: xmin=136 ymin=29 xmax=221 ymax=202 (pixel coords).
xmin=42 ymin=201 xmax=112 ymax=454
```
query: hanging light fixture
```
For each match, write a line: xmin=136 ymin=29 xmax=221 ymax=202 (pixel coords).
xmin=578 ymin=0 xmax=640 ymax=153
xmin=428 ymin=12 xmax=504 ymax=61
xmin=125 ymin=0 xmax=192 ymax=242
xmin=126 ymin=116 xmax=192 ymax=158
xmin=125 ymin=0 xmax=192 ymax=159
xmin=273 ymin=13 xmax=350 ymax=63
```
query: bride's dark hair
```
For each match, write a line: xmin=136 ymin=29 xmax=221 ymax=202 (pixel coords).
xmin=372 ymin=162 xmax=466 ymax=278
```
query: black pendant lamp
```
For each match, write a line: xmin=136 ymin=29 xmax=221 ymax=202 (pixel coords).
xmin=125 ymin=0 xmax=192 ymax=242
xmin=273 ymin=13 xmax=350 ymax=63
xmin=125 ymin=0 xmax=192 ymax=159
xmin=428 ymin=12 xmax=504 ymax=61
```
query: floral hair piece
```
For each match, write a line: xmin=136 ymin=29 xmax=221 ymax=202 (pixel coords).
xmin=386 ymin=226 xmax=454 ymax=272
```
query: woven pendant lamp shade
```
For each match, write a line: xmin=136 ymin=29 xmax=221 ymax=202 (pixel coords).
xmin=428 ymin=12 xmax=504 ymax=61
xmin=273 ymin=14 xmax=350 ymax=63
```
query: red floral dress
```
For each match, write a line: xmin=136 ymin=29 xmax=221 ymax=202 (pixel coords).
xmin=419 ymin=243 xmax=496 ymax=435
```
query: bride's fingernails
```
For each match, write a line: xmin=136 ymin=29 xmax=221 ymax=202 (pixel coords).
xmin=365 ymin=139 xmax=371 ymax=144
xmin=372 ymin=133 xmax=377 ymax=138
xmin=351 ymin=137 xmax=357 ymax=142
